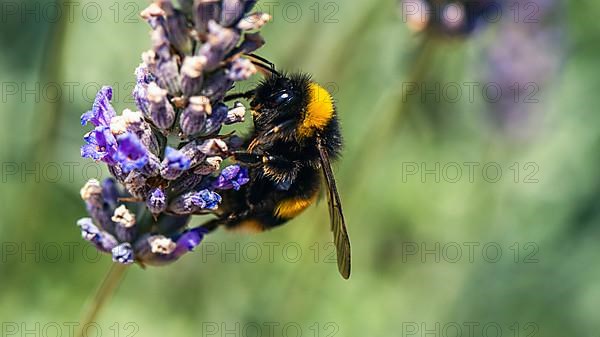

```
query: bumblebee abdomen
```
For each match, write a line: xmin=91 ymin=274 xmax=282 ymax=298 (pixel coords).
xmin=274 ymin=193 xmax=319 ymax=219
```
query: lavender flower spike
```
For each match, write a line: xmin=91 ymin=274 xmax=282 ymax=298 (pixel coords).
xmin=77 ymin=0 xmax=272 ymax=267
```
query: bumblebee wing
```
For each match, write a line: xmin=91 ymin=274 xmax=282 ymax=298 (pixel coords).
xmin=317 ymin=138 xmax=351 ymax=279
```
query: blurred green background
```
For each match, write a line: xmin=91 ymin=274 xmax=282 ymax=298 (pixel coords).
xmin=1 ymin=0 xmax=599 ymax=336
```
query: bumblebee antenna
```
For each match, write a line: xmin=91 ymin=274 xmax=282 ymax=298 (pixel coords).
xmin=245 ymin=53 xmax=280 ymax=76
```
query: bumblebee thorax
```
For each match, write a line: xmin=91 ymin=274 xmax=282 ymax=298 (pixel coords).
xmin=297 ymin=83 xmax=335 ymax=138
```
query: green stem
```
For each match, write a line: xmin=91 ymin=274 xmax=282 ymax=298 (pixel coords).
xmin=34 ymin=0 xmax=72 ymax=159
xmin=77 ymin=263 xmax=129 ymax=337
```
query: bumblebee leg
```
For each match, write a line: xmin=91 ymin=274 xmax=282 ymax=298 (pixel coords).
xmin=247 ymin=120 xmax=296 ymax=151
xmin=224 ymin=90 xmax=255 ymax=102
xmin=231 ymin=151 xmax=264 ymax=165
xmin=245 ymin=53 xmax=280 ymax=76
xmin=245 ymin=53 xmax=276 ymax=71
xmin=198 ymin=218 xmax=224 ymax=233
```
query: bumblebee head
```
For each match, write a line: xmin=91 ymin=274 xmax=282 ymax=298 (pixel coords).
xmin=251 ymin=73 xmax=335 ymax=139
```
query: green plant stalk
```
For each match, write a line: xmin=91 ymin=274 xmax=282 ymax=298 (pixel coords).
xmin=77 ymin=263 xmax=129 ymax=337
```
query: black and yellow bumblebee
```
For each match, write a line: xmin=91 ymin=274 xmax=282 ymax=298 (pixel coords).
xmin=202 ymin=56 xmax=351 ymax=279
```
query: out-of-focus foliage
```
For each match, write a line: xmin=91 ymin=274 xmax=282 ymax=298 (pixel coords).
xmin=1 ymin=0 xmax=599 ymax=335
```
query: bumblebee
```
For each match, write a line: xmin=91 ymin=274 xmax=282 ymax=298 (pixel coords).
xmin=202 ymin=57 xmax=351 ymax=279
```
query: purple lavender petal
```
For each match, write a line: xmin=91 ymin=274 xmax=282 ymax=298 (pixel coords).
xmin=81 ymin=126 xmax=118 ymax=165
xmin=160 ymin=147 xmax=192 ymax=180
xmin=112 ymin=243 xmax=135 ymax=265
xmin=147 ymin=188 xmax=167 ymax=214
xmin=213 ymin=165 xmax=249 ymax=190
xmin=133 ymin=64 xmax=152 ymax=114
xmin=168 ymin=189 xmax=221 ymax=215
xmin=81 ymin=86 xmax=116 ymax=127
xmin=202 ymin=103 xmax=228 ymax=135
xmin=101 ymin=178 xmax=120 ymax=207
xmin=113 ymin=132 xmax=149 ymax=173
xmin=172 ymin=226 xmax=209 ymax=257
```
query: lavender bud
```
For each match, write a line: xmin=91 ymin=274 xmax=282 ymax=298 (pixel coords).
xmin=112 ymin=243 xmax=135 ymax=265
xmin=158 ymin=0 xmax=193 ymax=54
xmin=133 ymin=65 xmax=152 ymax=114
xmin=141 ymin=3 xmax=166 ymax=28
xmin=149 ymin=235 xmax=177 ymax=255
xmin=112 ymin=109 xmax=160 ymax=157
xmin=140 ymin=152 xmax=161 ymax=177
xmin=112 ymin=205 xmax=136 ymax=228
xmin=220 ymin=0 xmax=249 ymax=27
xmin=112 ymin=205 xmax=137 ymax=242
xmin=152 ymin=30 xmax=171 ymax=60
xmin=178 ymin=140 xmax=208 ymax=167
xmin=122 ymin=109 xmax=145 ymax=129
xmin=80 ymin=179 xmax=117 ymax=234
xmin=108 ymin=165 xmax=128 ymax=183
xmin=236 ymin=32 xmax=265 ymax=54
xmin=181 ymin=56 xmax=206 ymax=97
xmin=201 ymin=72 xmax=233 ymax=102
xmin=80 ymin=179 xmax=102 ymax=201
xmin=147 ymin=83 xmax=176 ymax=129
xmin=225 ymin=102 xmax=245 ymax=124
xmin=160 ymin=146 xmax=192 ymax=180
xmin=133 ymin=227 xmax=206 ymax=266
xmin=237 ymin=12 xmax=271 ymax=31
xmin=194 ymin=156 xmax=223 ymax=175
xmin=169 ymin=227 xmax=209 ymax=259
xmin=77 ymin=218 xmax=118 ymax=253
xmin=141 ymin=50 xmax=158 ymax=75
xmin=228 ymin=57 xmax=256 ymax=81
xmin=135 ymin=124 xmax=161 ymax=156
xmin=168 ymin=189 xmax=221 ymax=215
xmin=101 ymin=178 xmax=120 ymax=208
xmin=180 ymin=96 xmax=210 ymax=135
xmin=170 ymin=172 xmax=204 ymax=196
xmin=156 ymin=56 xmax=182 ymax=95
xmin=147 ymin=188 xmax=167 ymax=214
xmin=198 ymin=21 xmax=240 ymax=71
xmin=193 ymin=0 xmax=222 ymax=33
xmin=109 ymin=116 xmax=128 ymax=136
xmin=124 ymin=171 xmax=150 ymax=199
xmin=198 ymin=138 xmax=228 ymax=156
xmin=202 ymin=103 xmax=228 ymax=134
